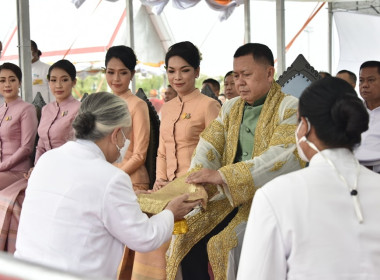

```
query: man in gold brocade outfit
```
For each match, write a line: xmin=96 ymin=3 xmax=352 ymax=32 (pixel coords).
xmin=166 ymin=43 xmax=304 ymax=280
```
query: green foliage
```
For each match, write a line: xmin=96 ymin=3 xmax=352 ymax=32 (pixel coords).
xmin=74 ymin=72 xmax=108 ymax=99
xmin=196 ymin=74 xmax=208 ymax=89
xmin=73 ymin=71 xmax=227 ymax=100
xmin=135 ymin=73 xmax=165 ymax=95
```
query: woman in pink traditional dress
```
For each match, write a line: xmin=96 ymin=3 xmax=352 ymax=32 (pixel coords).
xmin=0 ymin=60 xmax=80 ymax=253
xmin=0 ymin=63 xmax=38 ymax=189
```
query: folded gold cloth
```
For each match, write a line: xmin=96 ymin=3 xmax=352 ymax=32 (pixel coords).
xmin=137 ymin=175 xmax=208 ymax=215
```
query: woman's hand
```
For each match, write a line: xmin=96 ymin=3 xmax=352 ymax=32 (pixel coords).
xmin=153 ymin=179 xmax=169 ymax=192
xmin=165 ymin=194 xmax=202 ymax=221
xmin=186 ymin=169 xmax=223 ymax=185
xmin=24 ymin=167 xmax=34 ymax=180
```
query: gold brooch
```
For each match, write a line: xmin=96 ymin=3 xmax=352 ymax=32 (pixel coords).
xmin=61 ymin=111 xmax=68 ymax=117
xmin=181 ymin=113 xmax=191 ymax=119
xmin=5 ymin=116 xmax=12 ymax=121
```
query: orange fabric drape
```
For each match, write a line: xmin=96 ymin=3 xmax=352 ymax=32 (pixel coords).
xmin=213 ymin=0 xmax=232 ymax=5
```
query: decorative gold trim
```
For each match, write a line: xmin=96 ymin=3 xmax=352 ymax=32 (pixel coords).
xmin=270 ymin=160 xmax=287 ymax=172
xmin=201 ymin=120 xmax=225 ymax=156
xmin=207 ymin=149 xmax=216 ymax=162
xmin=293 ymin=149 xmax=308 ymax=168
xmin=208 ymin=202 xmax=251 ymax=280
xmin=283 ymin=108 xmax=297 ymax=121
xmin=166 ymin=198 xmax=234 ymax=280
xmin=269 ymin=124 xmax=297 ymax=146
xmin=254 ymin=83 xmax=284 ymax=158
xmin=222 ymin=99 xmax=245 ymax=166
xmin=219 ymin=161 xmax=255 ymax=207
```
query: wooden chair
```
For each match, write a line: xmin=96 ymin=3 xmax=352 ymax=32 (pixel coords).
xmin=136 ymin=88 xmax=160 ymax=189
xmin=277 ymin=54 xmax=321 ymax=98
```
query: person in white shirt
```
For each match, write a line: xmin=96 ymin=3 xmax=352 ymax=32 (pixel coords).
xmin=31 ymin=40 xmax=53 ymax=103
xmin=15 ymin=92 xmax=200 ymax=279
xmin=238 ymin=77 xmax=380 ymax=280
xmin=354 ymin=60 xmax=380 ymax=173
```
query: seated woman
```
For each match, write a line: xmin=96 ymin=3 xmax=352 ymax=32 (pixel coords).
xmin=14 ymin=92 xmax=199 ymax=279
xmin=34 ymin=59 xmax=80 ymax=162
xmin=154 ymin=41 xmax=221 ymax=190
xmin=0 ymin=60 xmax=80 ymax=253
xmin=0 ymin=65 xmax=38 ymax=245
xmin=238 ymin=77 xmax=380 ymax=279
xmin=133 ymin=41 xmax=221 ymax=280
xmin=0 ymin=63 xmax=38 ymax=188
xmin=105 ymin=46 xmax=150 ymax=191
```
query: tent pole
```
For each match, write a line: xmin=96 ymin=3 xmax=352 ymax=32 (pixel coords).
xmin=276 ymin=0 xmax=286 ymax=75
xmin=244 ymin=0 xmax=251 ymax=43
xmin=328 ymin=2 xmax=333 ymax=74
xmin=125 ymin=0 xmax=136 ymax=93
xmin=16 ymin=0 xmax=33 ymax=102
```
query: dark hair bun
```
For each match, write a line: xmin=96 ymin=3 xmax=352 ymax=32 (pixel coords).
xmin=331 ymin=96 xmax=369 ymax=145
xmin=73 ymin=112 xmax=96 ymax=139
xmin=299 ymin=77 xmax=369 ymax=149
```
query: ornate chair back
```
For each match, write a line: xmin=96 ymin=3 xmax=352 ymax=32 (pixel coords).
xmin=277 ymin=54 xmax=321 ymax=98
xmin=30 ymin=92 xmax=47 ymax=164
xmin=32 ymin=92 xmax=46 ymax=122
xmin=136 ymin=88 xmax=160 ymax=189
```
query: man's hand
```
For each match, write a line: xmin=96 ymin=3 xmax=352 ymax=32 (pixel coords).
xmin=165 ymin=194 xmax=202 ymax=221
xmin=185 ymin=168 xmax=223 ymax=185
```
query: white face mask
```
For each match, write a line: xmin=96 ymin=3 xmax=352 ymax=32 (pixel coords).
xmin=295 ymin=118 xmax=320 ymax=162
xmin=115 ymin=129 xmax=130 ymax=163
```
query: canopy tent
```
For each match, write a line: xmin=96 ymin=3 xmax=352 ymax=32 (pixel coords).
xmin=1 ymin=0 xmax=379 ymax=101
xmin=0 ymin=0 xmax=167 ymax=74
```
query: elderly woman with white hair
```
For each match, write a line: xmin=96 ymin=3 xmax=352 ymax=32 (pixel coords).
xmin=15 ymin=92 xmax=199 ymax=279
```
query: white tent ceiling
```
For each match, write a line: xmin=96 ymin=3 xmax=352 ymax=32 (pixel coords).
xmin=0 ymin=0 xmax=379 ymax=99
xmin=0 ymin=0 xmax=167 ymax=72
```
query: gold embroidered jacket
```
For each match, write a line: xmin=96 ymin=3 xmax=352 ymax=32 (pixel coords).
xmin=166 ymin=81 xmax=303 ymax=280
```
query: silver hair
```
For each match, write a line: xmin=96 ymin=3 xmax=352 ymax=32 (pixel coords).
xmin=73 ymin=92 xmax=131 ymax=141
